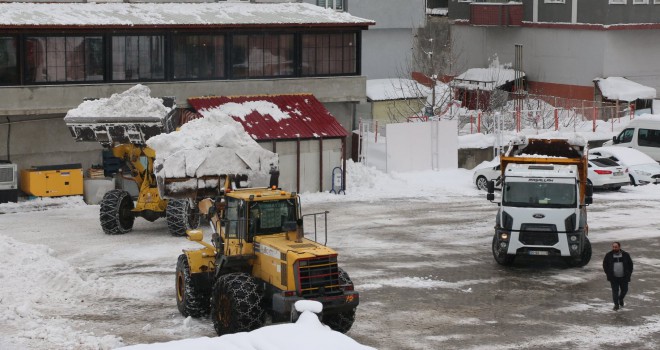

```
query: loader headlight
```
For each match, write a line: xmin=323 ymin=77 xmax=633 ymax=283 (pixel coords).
xmin=499 ymin=232 xmax=509 ymax=241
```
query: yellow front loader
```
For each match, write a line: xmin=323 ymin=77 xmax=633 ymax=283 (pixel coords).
xmin=65 ymin=106 xmax=200 ymax=236
xmin=175 ymin=175 xmax=359 ymax=335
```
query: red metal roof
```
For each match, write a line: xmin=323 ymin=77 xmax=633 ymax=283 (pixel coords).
xmin=187 ymin=94 xmax=348 ymax=141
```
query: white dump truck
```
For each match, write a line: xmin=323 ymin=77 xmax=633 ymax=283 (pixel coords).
xmin=487 ymin=136 xmax=593 ymax=267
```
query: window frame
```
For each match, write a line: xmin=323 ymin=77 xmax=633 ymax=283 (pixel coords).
xmin=301 ymin=31 xmax=358 ymax=77
xmin=544 ymin=0 xmax=566 ymax=3
xmin=171 ymin=33 xmax=226 ymax=81
xmin=229 ymin=32 xmax=295 ymax=79
xmin=317 ymin=0 xmax=345 ymax=11
xmin=609 ymin=0 xmax=627 ymax=4
xmin=633 ymin=0 xmax=649 ymax=3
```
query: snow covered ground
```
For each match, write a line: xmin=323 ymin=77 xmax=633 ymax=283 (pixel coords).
xmin=3 ymin=161 xmax=660 ymax=349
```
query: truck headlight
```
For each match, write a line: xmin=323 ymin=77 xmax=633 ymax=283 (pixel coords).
xmin=571 ymin=244 xmax=579 ymax=251
xmin=569 ymin=235 xmax=577 ymax=242
xmin=500 ymin=232 xmax=509 ymax=240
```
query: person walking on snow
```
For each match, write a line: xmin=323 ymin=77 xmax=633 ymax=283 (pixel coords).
xmin=603 ymin=241 xmax=634 ymax=311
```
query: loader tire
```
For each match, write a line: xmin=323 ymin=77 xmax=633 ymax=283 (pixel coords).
xmin=492 ymin=234 xmax=515 ymax=266
xmin=166 ymin=199 xmax=200 ymax=237
xmin=566 ymin=237 xmax=592 ymax=268
xmin=211 ymin=273 xmax=265 ymax=336
xmin=322 ymin=268 xmax=356 ymax=333
xmin=99 ymin=190 xmax=134 ymax=235
xmin=175 ymin=254 xmax=210 ymax=318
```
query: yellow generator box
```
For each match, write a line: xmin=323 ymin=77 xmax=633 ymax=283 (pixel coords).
xmin=20 ymin=164 xmax=84 ymax=197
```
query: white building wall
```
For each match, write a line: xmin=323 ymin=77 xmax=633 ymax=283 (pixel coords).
xmin=385 ymin=120 xmax=457 ymax=173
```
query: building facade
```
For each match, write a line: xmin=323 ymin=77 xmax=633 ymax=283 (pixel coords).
xmin=0 ymin=2 xmax=374 ymax=177
xmin=448 ymin=0 xmax=660 ymax=101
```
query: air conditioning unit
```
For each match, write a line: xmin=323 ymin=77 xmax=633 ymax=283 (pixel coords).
xmin=0 ymin=162 xmax=18 ymax=203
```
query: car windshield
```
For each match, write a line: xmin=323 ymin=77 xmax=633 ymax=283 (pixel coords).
xmin=502 ymin=182 xmax=577 ymax=208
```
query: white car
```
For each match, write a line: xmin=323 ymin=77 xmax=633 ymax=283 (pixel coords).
xmin=589 ymin=146 xmax=660 ymax=186
xmin=587 ymin=155 xmax=629 ymax=190
xmin=472 ymin=157 xmax=501 ymax=191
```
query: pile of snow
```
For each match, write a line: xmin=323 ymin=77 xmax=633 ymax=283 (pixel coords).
xmin=595 ymin=77 xmax=657 ymax=102
xmin=118 ymin=301 xmax=374 ymax=350
xmin=64 ymin=84 xmax=171 ymax=122
xmin=453 ymin=56 xmax=523 ymax=91
xmin=0 ymin=235 xmax=123 ymax=349
xmin=147 ymin=103 xmax=278 ymax=193
xmin=0 ymin=195 xmax=86 ymax=214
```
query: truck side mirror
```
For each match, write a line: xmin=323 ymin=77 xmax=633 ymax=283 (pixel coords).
xmin=585 ymin=183 xmax=593 ymax=205
xmin=487 ymin=180 xmax=495 ymax=193
xmin=612 ymin=135 xmax=618 ymax=144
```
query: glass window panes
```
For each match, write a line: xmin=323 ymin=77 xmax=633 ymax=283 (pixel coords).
xmin=25 ymin=36 xmax=104 ymax=83
xmin=112 ymin=35 xmax=165 ymax=81
xmin=0 ymin=37 xmax=18 ymax=84
xmin=173 ymin=35 xmax=225 ymax=80
xmin=231 ymin=34 xmax=294 ymax=78
xmin=302 ymin=33 xmax=357 ymax=76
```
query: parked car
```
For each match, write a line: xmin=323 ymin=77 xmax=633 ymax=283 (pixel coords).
xmin=473 ymin=157 xmax=500 ymax=191
xmin=587 ymin=155 xmax=629 ymax=190
xmin=589 ymin=146 xmax=660 ymax=186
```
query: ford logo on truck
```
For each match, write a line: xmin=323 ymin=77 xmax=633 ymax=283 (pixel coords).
xmin=533 ymin=214 xmax=545 ymax=219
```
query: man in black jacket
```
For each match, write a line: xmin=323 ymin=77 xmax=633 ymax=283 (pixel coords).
xmin=603 ymin=241 xmax=634 ymax=310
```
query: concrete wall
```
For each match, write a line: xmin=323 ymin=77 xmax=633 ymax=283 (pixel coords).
xmin=603 ymin=30 xmax=660 ymax=95
xmin=385 ymin=120 xmax=458 ymax=173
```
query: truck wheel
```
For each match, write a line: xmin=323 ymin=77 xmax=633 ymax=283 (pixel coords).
xmin=211 ymin=273 xmax=265 ymax=335
xmin=99 ymin=190 xmax=134 ymax=235
xmin=176 ymin=254 xmax=210 ymax=318
xmin=566 ymin=237 xmax=592 ymax=268
xmin=492 ymin=234 xmax=515 ymax=266
xmin=476 ymin=176 xmax=489 ymax=191
xmin=322 ymin=268 xmax=356 ymax=333
xmin=166 ymin=199 xmax=200 ymax=237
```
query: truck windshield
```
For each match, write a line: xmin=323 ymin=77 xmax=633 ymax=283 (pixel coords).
xmin=502 ymin=182 xmax=577 ymax=208
xmin=248 ymin=199 xmax=297 ymax=235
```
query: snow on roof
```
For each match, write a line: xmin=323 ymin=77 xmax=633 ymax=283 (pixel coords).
xmin=188 ymin=94 xmax=347 ymax=140
xmin=453 ymin=67 xmax=523 ymax=91
xmin=595 ymin=77 xmax=657 ymax=102
xmin=0 ymin=2 xmax=374 ymax=27
xmin=366 ymin=79 xmax=430 ymax=101
xmin=63 ymin=84 xmax=171 ymax=122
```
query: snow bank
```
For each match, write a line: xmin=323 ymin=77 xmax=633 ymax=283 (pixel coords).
xmin=64 ymin=84 xmax=171 ymax=122
xmin=366 ymin=78 xmax=430 ymax=101
xmin=0 ymin=195 xmax=87 ymax=214
xmin=117 ymin=302 xmax=374 ymax=350
xmin=0 ymin=234 xmax=123 ymax=349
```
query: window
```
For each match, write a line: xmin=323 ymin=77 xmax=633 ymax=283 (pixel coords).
xmin=617 ymin=128 xmax=634 ymax=143
xmin=609 ymin=0 xmax=627 ymax=4
xmin=231 ymin=34 xmax=294 ymax=78
xmin=638 ymin=128 xmax=660 ymax=147
xmin=172 ymin=35 xmax=225 ymax=80
xmin=544 ymin=0 xmax=566 ymax=3
xmin=24 ymin=36 xmax=104 ymax=83
xmin=112 ymin=36 xmax=164 ymax=81
xmin=655 ymin=0 xmax=660 ymax=4
xmin=302 ymin=33 xmax=357 ymax=76
xmin=633 ymin=0 xmax=649 ymax=3
xmin=317 ymin=0 xmax=344 ymax=10
xmin=0 ymin=37 xmax=18 ymax=85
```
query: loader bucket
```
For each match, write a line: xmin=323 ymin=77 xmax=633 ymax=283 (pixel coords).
xmin=156 ymin=173 xmax=229 ymax=200
xmin=65 ymin=106 xmax=180 ymax=147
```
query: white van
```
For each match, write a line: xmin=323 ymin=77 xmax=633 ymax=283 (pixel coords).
xmin=609 ymin=117 xmax=660 ymax=162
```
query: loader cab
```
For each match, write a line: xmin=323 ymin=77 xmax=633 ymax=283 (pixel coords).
xmin=221 ymin=189 xmax=301 ymax=243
